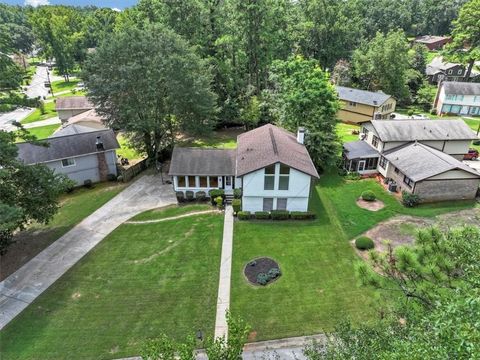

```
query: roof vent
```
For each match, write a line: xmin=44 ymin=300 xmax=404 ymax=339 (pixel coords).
xmin=96 ymin=136 xmax=104 ymax=151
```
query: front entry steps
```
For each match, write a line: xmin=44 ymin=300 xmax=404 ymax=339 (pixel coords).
xmin=224 ymin=194 xmax=234 ymax=204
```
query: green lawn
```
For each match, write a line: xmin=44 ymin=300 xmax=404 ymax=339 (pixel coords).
xmin=179 ymin=128 xmax=241 ymax=149
xmin=50 ymin=79 xmax=80 ymax=94
xmin=117 ymin=134 xmax=145 ymax=160
xmin=0 ymin=211 xmax=224 ymax=359
xmin=21 ymin=102 xmax=57 ymax=124
xmin=23 ymin=124 xmax=61 ymax=139
xmin=231 ymin=173 xmax=477 ymax=341
xmin=131 ymin=204 xmax=213 ymax=221
xmin=336 ymin=122 xmax=360 ymax=143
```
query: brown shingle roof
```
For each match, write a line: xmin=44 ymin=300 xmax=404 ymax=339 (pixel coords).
xmin=55 ymin=96 xmax=93 ymax=111
xmin=168 ymin=147 xmax=236 ymax=176
xmin=236 ymin=124 xmax=319 ymax=178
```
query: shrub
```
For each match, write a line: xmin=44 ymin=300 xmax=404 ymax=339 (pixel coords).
xmin=290 ymin=211 xmax=316 ymax=220
xmin=254 ymin=211 xmax=270 ymax=220
xmin=215 ymin=196 xmax=224 ymax=209
xmin=256 ymin=273 xmax=270 ymax=285
xmin=267 ymin=267 xmax=281 ymax=279
xmin=361 ymin=190 xmax=376 ymax=202
xmin=83 ymin=179 xmax=93 ymax=188
xmin=238 ymin=211 xmax=251 ymax=220
xmin=234 ymin=188 xmax=242 ymax=199
xmin=39 ymin=101 xmax=45 ymax=115
xmin=185 ymin=190 xmax=195 ymax=201
xmin=338 ymin=167 xmax=347 ymax=176
xmin=117 ymin=175 xmax=124 ymax=182
xmin=176 ymin=191 xmax=185 ymax=203
xmin=196 ymin=191 xmax=207 ymax=201
xmin=209 ymin=189 xmax=224 ymax=205
xmin=345 ymin=172 xmax=361 ymax=181
xmin=232 ymin=199 xmax=242 ymax=214
xmin=473 ymin=140 xmax=480 ymax=146
xmin=407 ymin=109 xmax=414 ymax=116
xmin=402 ymin=191 xmax=420 ymax=207
xmin=107 ymin=173 xmax=117 ymax=181
xmin=355 ymin=236 xmax=375 ymax=250
xmin=270 ymin=210 xmax=289 ymax=220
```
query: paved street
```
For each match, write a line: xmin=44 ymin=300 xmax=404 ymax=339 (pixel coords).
xmin=26 ymin=65 xmax=51 ymax=99
xmin=0 ymin=174 xmax=176 ymax=330
xmin=0 ymin=107 xmax=34 ymax=131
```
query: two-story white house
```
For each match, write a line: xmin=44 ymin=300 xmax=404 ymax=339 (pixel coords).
xmin=169 ymin=124 xmax=319 ymax=212
xmin=435 ymin=82 xmax=480 ymax=116
xmin=343 ymin=120 xmax=480 ymax=202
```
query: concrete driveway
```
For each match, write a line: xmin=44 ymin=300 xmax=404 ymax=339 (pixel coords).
xmin=0 ymin=107 xmax=34 ymax=131
xmin=0 ymin=174 xmax=176 ymax=330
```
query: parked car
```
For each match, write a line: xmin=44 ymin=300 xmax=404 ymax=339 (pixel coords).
xmin=464 ymin=148 xmax=479 ymax=161
xmin=44 ymin=81 xmax=51 ymax=88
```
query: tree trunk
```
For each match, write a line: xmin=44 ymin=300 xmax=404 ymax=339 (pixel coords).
xmin=464 ymin=59 xmax=475 ymax=81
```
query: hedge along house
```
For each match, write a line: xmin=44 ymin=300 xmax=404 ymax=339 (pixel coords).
xmin=16 ymin=129 xmax=119 ymax=185
xmin=169 ymin=124 xmax=320 ymax=212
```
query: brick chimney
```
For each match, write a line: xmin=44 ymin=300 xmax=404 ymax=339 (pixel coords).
xmin=297 ymin=127 xmax=305 ymax=144
xmin=96 ymin=135 xmax=108 ymax=181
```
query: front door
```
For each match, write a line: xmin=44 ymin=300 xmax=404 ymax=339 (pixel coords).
xmin=358 ymin=160 xmax=366 ymax=172
xmin=224 ymin=176 xmax=233 ymax=190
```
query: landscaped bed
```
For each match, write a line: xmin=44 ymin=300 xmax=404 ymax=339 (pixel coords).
xmin=244 ymin=257 xmax=282 ymax=286
xmin=0 ymin=210 xmax=224 ymax=359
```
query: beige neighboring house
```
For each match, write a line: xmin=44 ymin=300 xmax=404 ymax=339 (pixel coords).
xmin=342 ymin=120 xmax=480 ymax=203
xmin=336 ymin=86 xmax=396 ymax=124
xmin=66 ymin=109 xmax=106 ymax=129
xmin=55 ymin=96 xmax=94 ymax=122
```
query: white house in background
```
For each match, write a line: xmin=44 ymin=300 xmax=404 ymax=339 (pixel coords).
xmin=435 ymin=82 xmax=480 ymax=116
xmin=169 ymin=124 xmax=319 ymax=212
xmin=343 ymin=120 xmax=480 ymax=202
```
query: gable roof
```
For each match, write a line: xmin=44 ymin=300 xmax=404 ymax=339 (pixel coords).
xmin=336 ymin=86 xmax=392 ymax=107
xmin=67 ymin=109 xmax=104 ymax=125
xmin=442 ymin=81 xmax=480 ymax=96
xmin=384 ymin=142 xmax=480 ymax=182
xmin=415 ymin=35 xmax=450 ymax=44
xmin=168 ymin=147 xmax=236 ymax=176
xmin=236 ymin=124 xmax=319 ymax=178
xmin=427 ymin=56 xmax=459 ymax=72
xmin=369 ymin=119 xmax=478 ymax=142
xmin=49 ymin=124 xmax=102 ymax=137
xmin=55 ymin=96 xmax=93 ymax=111
xmin=17 ymin=129 xmax=119 ymax=165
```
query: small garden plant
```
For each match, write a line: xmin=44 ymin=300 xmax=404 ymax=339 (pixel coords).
xmin=355 ymin=236 xmax=375 ymax=250
xmin=244 ymin=257 xmax=281 ymax=286
xmin=361 ymin=190 xmax=376 ymax=202
xmin=402 ymin=191 xmax=420 ymax=207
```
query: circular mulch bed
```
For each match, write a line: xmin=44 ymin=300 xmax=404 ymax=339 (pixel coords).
xmin=244 ymin=257 xmax=281 ymax=286
xmin=356 ymin=198 xmax=385 ymax=211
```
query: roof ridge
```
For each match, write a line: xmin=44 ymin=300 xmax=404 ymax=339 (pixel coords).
xmin=16 ymin=128 xmax=113 ymax=143
xmin=415 ymin=143 xmax=454 ymax=166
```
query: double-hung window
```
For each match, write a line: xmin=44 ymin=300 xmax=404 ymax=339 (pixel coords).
xmin=61 ymin=158 xmax=75 ymax=167
xmin=403 ymin=175 xmax=414 ymax=188
xmin=277 ymin=198 xmax=287 ymax=210
xmin=278 ymin=164 xmax=290 ymax=190
xmin=264 ymin=165 xmax=275 ymax=190
xmin=379 ymin=156 xmax=388 ymax=169
xmin=263 ymin=198 xmax=274 ymax=211
xmin=372 ymin=135 xmax=379 ymax=148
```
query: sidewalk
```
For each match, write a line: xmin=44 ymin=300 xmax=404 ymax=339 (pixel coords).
xmin=214 ymin=205 xmax=234 ymax=339
xmin=0 ymin=174 xmax=176 ymax=330
xmin=23 ymin=116 xmax=61 ymax=129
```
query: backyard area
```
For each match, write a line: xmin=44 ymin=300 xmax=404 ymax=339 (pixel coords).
xmin=0 ymin=210 xmax=224 ymax=360
xmin=0 ymin=182 xmax=127 ymax=281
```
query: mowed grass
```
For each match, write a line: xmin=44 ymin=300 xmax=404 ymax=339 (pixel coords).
xmin=131 ymin=204 xmax=213 ymax=221
xmin=50 ymin=79 xmax=80 ymax=94
xmin=1 ymin=182 xmax=127 ymax=280
xmin=24 ymin=123 xmax=60 ymax=139
xmin=179 ymin=128 xmax=242 ymax=149
xmin=0 ymin=212 xmax=224 ymax=360
xmin=21 ymin=101 xmax=56 ymax=124
xmin=117 ymin=133 xmax=145 ymax=160
xmin=336 ymin=122 xmax=360 ymax=143
xmin=231 ymin=173 xmax=477 ymax=341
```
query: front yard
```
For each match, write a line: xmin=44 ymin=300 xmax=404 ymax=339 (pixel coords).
xmin=0 ymin=211 xmax=224 ymax=360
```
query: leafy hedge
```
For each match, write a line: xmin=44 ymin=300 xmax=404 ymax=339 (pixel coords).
xmin=254 ymin=211 xmax=270 ymax=220
xmin=402 ymin=191 xmax=420 ymax=207
xmin=270 ymin=210 xmax=289 ymax=220
xmin=237 ymin=210 xmax=315 ymax=220
xmin=361 ymin=190 xmax=376 ymax=202
xmin=355 ymin=236 xmax=375 ymax=250
xmin=290 ymin=211 xmax=316 ymax=220
xmin=232 ymin=199 xmax=242 ymax=214
xmin=238 ymin=211 xmax=251 ymax=220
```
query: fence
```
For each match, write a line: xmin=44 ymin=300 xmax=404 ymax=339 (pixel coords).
xmin=118 ymin=158 xmax=149 ymax=183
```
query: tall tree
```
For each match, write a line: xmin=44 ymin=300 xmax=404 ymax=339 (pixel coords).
xmin=352 ymin=30 xmax=411 ymax=104
xmin=82 ymin=25 xmax=217 ymax=160
xmin=447 ymin=0 xmax=480 ymax=80
xmin=0 ymin=130 xmax=73 ymax=254
xmin=269 ymin=56 xmax=340 ymax=169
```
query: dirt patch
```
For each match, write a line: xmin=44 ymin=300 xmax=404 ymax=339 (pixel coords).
xmin=71 ymin=292 xmax=82 ymax=300
xmin=244 ymin=257 xmax=281 ymax=286
xmin=356 ymin=198 xmax=385 ymax=211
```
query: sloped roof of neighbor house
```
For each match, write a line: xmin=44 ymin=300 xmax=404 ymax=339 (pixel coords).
xmin=343 ymin=140 xmax=379 ymax=160
xmin=442 ymin=81 xmax=480 ymax=96
xmin=336 ymin=86 xmax=392 ymax=107
xmin=168 ymin=147 xmax=236 ymax=176
xmin=49 ymin=124 xmax=103 ymax=137
xmin=415 ymin=35 xmax=450 ymax=44
xmin=236 ymin=124 xmax=319 ymax=178
xmin=17 ymin=129 xmax=119 ymax=165
xmin=67 ymin=109 xmax=105 ymax=126
xmin=384 ymin=142 xmax=480 ymax=182
xmin=55 ymin=96 xmax=93 ymax=111
xmin=369 ymin=119 xmax=478 ymax=142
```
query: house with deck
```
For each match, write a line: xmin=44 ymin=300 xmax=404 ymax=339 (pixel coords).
xmin=343 ymin=120 xmax=480 ymax=202
xmin=169 ymin=124 xmax=319 ymax=212
xmin=434 ymin=82 xmax=480 ymax=116
xmin=336 ymin=86 xmax=396 ymax=124
xmin=17 ymin=129 xmax=119 ymax=185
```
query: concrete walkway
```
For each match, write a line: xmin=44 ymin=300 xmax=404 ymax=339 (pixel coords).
xmin=214 ymin=205 xmax=234 ymax=339
xmin=23 ymin=116 xmax=61 ymax=129
xmin=0 ymin=174 xmax=176 ymax=330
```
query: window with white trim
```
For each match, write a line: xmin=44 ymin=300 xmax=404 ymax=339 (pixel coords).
xmin=263 ymin=198 xmax=274 ymax=211
xmin=177 ymin=176 xmax=186 ymax=187
xmin=403 ymin=175 xmax=414 ymax=188
xmin=61 ymin=158 xmax=75 ymax=167
xmin=379 ymin=156 xmax=388 ymax=169
xmin=264 ymin=165 xmax=275 ymax=190
xmin=372 ymin=135 xmax=379 ymax=148
xmin=277 ymin=198 xmax=287 ymax=210
xmin=278 ymin=164 xmax=290 ymax=190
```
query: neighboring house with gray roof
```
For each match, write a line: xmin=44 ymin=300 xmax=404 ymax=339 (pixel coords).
xmin=335 ymin=86 xmax=396 ymax=124
xmin=169 ymin=124 xmax=319 ymax=212
xmin=17 ymin=129 xmax=120 ymax=185
xmin=435 ymin=81 xmax=480 ymax=116
xmin=342 ymin=119 xmax=480 ymax=202
xmin=426 ymin=56 xmax=478 ymax=84
xmin=55 ymin=96 xmax=94 ymax=122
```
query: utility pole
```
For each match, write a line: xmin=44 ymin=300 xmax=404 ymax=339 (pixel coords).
xmin=46 ymin=67 xmax=54 ymax=97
